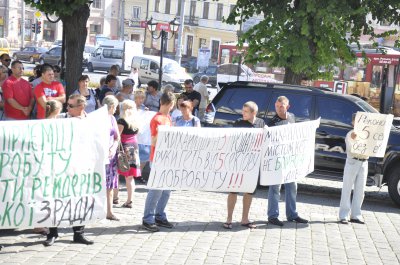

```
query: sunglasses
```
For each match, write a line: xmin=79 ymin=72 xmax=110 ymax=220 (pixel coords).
xmin=67 ymin=103 xmax=80 ymax=108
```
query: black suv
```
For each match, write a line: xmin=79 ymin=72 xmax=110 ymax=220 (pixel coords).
xmin=204 ymin=81 xmax=400 ymax=207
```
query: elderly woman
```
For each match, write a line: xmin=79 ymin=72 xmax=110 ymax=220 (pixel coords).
xmin=102 ymin=95 xmax=120 ymax=221
xmin=173 ymin=100 xmax=201 ymax=127
xmin=117 ymin=100 xmax=141 ymax=208
xmin=72 ymin=75 xmax=99 ymax=113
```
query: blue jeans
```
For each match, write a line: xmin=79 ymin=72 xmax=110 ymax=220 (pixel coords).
xmin=142 ymin=163 xmax=171 ymax=224
xmin=142 ymin=189 xmax=171 ymax=224
xmin=339 ymin=158 xmax=368 ymax=220
xmin=267 ymin=182 xmax=298 ymax=220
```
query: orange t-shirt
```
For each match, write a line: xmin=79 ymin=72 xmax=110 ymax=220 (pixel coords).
xmin=34 ymin=81 xmax=65 ymax=119
xmin=150 ymin=112 xmax=172 ymax=162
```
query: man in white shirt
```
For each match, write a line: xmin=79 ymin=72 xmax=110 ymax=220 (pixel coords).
xmin=193 ymin=75 xmax=209 ymax=122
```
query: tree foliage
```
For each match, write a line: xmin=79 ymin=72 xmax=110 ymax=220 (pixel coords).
xmin=226 ymin=0 xmax=400 ymax=84
xmin=24 ymin=0 xmax=91 ymax=95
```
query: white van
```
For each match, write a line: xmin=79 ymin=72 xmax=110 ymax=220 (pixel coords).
xmin=131 ymin=55 xmax=192 ymax=88
xmin=87 ymin=40 xmax=143 ymax=73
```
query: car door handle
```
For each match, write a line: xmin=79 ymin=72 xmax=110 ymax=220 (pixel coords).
xmin=318 ymin=131 xmax=329 ymax=136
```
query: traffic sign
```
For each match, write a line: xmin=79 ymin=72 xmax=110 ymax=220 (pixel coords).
xmin=34 ymin=11 xmax=42 ymax=19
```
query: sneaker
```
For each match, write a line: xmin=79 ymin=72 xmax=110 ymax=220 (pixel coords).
xmin=142 ymin=222 xmax=160 ymax=232
xmin=268 ymin=218 xmax=284 ymax=227
xmin=155 ymin=219 xmax=174 ymax=228
xmin=290 ymin=216 xmax=309 ymax=224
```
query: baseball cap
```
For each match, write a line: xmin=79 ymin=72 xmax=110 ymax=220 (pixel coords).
xmin=122 ymin=79 xmax=135 ymax=86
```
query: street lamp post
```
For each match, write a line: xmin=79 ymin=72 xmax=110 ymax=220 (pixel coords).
xmin=147 ymin=17 xmax=179 ymax=87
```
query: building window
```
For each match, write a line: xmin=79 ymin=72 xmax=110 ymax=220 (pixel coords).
xmin=190 ymin=1 xmax=196 ymax=18
xmin=216 ymin=3 xmax=223 ymax=21
xmin=90 ymin=24 xmax=101 ymax=34
xmin=230 ymin=5 xmax=236 ymax=14
xmin=203 ymin=2 xmax=209 ymax=19
xmin=155 ymin=0 xmax=160 ymax=12
xmin=177 ymin=0 xmax=182 ymax=15
xmin=211 ymin=40 xmax=220 ymax=61
xmin=92 ymin=0 xmax=101 ymax=9
xmin=165 ymin=0 xmax=171 ymax=14
xmin=199 ymin=38 xmax=206 ymax=49
xmin=132 ymin=6 xmax=141 ymax=19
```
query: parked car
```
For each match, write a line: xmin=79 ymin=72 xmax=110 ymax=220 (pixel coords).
xmin=12 ymin=46 xmax=48 ymax=63
xmin=83 ymin=45 xmax=96 ymax=67
xmin=0 ymin=38 xmax=10 ymax=56
xmin=204 ymin=81 xmax=400 ymax=207
xmin=50 ymin=39 xmax=62 ymax=49
xmin=131 ymin=54 xmax=192 ymax=92
xmin=87 ymin=40 xmax=143 ymax=74
xmin=193 ymin=65 xmax=217 ymax=87
xmin=217 ymin=63 xmax=280 ymax=85
xmin=39 ymin=46 xmax=62 ymax=66
xmin=181 ymin=56 xmax=198 ymax=73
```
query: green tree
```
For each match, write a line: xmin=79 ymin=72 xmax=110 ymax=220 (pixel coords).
xmin=25 ymin=0 xmax=91 ymax=95
xmin=226 ymin=0 xmax=400 ymax=84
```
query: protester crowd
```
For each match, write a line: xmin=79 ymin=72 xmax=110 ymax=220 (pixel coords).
xmin=0 ymin=55 xmax=368 ymax=248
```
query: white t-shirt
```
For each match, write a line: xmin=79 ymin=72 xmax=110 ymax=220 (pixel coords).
xmin=194 ymin=82 xmax=208 ymax=109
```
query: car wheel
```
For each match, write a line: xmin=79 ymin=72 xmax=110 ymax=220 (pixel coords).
xmin=388 ymin=165 xmax=400 ymax=207
xmin=193 ymin=76 xmax=200 ymax=84
xmin=29 ymin=57 xmax=34 ymax=64
xmin=39 ymin=59 xmax=45 ymax=65
xmin=87 ymin=63 xmax=94 ymax=72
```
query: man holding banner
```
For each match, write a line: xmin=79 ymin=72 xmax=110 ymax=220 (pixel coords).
xmin=266 ymin=96 xmax=308 ymax=226
xmin=142 ymin=92 xmax=176 ymax=232
xmin=224 ymin=101 xmax=265 ymax=229
xmin=44 ymin=95 xmax=94 ymax=246
xmin=338 ymin=112 xmax=393 ymax=224
xmin=339 ymin=113 xmax=369 ymax=224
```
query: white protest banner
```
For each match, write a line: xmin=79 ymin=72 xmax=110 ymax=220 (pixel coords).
xmin=147 ymin=126 xmax=263 ymax=192
xmin=260 ymin=119 xmax=320 ymax=185
xmin=137 ymin=110 xmax=156 ymax=146
xmin=352 ymin=112 xmax=393 ymax=157
xmin=0 ymin=107 xmax=109 ymax=229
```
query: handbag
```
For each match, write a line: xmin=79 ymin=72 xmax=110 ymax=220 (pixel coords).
xmin=117 ymin=142 xmax=130 ymax=172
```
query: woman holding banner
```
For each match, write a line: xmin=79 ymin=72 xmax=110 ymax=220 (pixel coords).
xmin=117 ymin=100 xmax=141 ymax=208
xmin=103 ymin=95 xmax=121 ymax=221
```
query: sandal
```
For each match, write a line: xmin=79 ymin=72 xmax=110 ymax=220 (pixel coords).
xmin=223 ymin=222 xmax=232 ymax=229
xmin=241 ymin=222 xmax=257 ymax=229
xmin=113 ymin=198 xmax=119 ymax=205
xmin=121 ymin=201 xmax=132 ymax=208
xmin=106 ymin=214 xmax=120 ymax=221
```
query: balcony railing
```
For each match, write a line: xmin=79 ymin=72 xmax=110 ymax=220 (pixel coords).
xmin=184 ymin=16 xmax=199 ymax=26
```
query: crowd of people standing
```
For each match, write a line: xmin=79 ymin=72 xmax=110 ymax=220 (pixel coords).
xmin=0 ymin=55 xmax=367 ymax=249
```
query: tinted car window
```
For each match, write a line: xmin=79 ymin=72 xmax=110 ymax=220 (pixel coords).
xmin=103 ymin=49 xmax=112 ymax=58
xmin=111 ymin=49 xmax=123 ymax=59
xmin=317 ymin=97 xmax=359 ymax=126
xmin=215 ymin=88 xmax=271 ymax=117
xmin=269 ymin=93 xmax=313 ymax=121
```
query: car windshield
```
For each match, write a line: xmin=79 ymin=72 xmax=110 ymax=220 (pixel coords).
xmin=38 ymin=48 xmax=47 ymax=53
xmin=206 ymin=66 xmax=217 ymax=75
xmin=85 ymin=46 xmax=95 ymax=53
xmin=163 ymin=62 xmax=182 ymax=74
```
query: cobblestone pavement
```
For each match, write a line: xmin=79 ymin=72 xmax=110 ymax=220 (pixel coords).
xmin=1 ymin=177 xmax=399 ymax=265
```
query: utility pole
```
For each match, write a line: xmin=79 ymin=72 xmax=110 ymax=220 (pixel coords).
xmin=175 ymin=0 xmax=185 ymax=64
xmin=21 ymin=1 xmax=25 ymax=49
xmin=119 ymin=0 xmax=125 ymax=40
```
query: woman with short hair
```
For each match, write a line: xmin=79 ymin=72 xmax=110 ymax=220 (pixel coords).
xmin=72 ymin=75 xmax=99 ymax=113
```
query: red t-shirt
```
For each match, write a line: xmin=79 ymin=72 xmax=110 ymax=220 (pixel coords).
xmin=34 ymin=81 xmax=65 ymax=119
xmin=150 ymin=112 xmax=172 ymax=162
xmin=2 ymin=76 xmax=33 ymax=120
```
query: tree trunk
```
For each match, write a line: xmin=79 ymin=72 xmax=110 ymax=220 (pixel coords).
xmin=61 ymin=4 xmax=90 ymax=96
xmin=283 ymin=67 xmax=305 ymax=85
